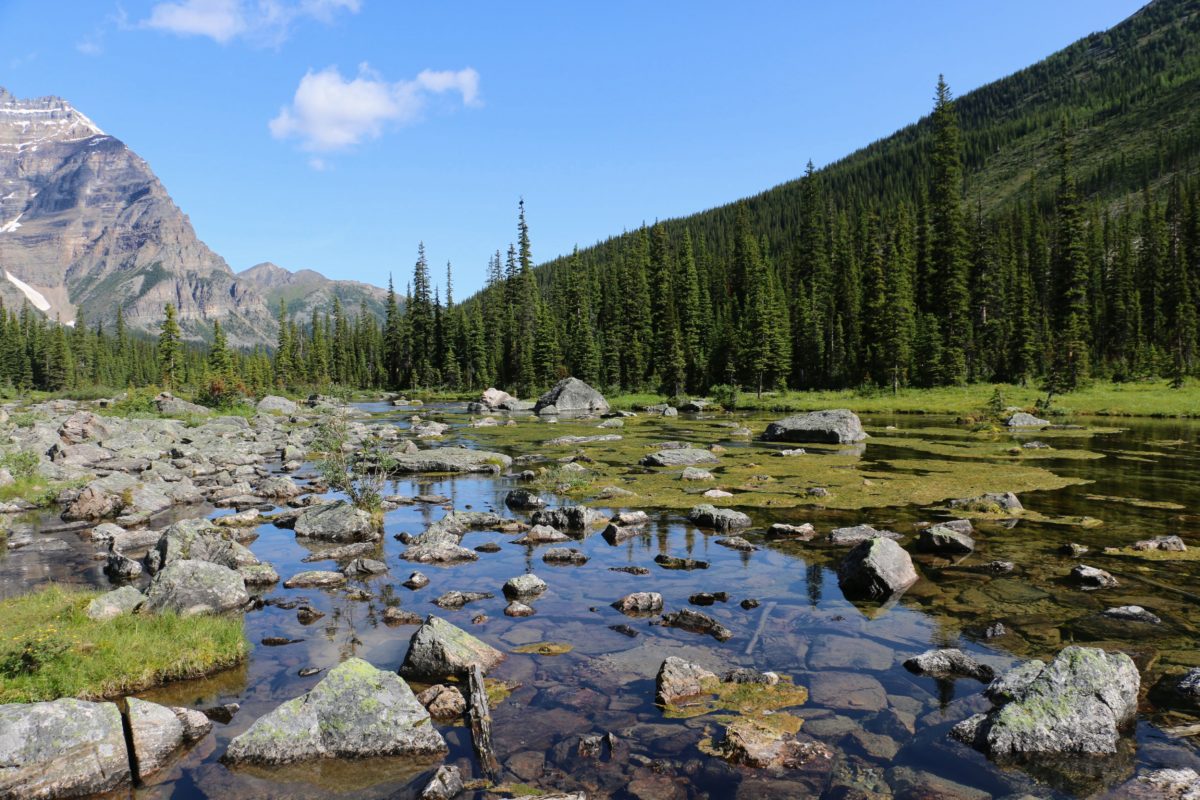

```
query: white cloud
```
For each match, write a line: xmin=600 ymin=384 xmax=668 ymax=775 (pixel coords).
xmin=142 ymin=0 xmax=359 ymax=45
xmin=269 ymin=64 xmax=481 ymax=153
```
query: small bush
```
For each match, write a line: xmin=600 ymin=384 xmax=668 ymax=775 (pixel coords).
xmin=196 ymin=377 xmax=249 ymax=411
xmin=709 ymin=384 xmax=740 ymax=410
xmin=106 ymin=387 xmax=160 ymax=417
xmin=0 ymin=451 xmax=39 ymax=481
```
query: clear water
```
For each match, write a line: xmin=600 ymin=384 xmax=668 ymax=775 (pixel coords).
xmin=3 ymin=404 xmax=1199 ymax=799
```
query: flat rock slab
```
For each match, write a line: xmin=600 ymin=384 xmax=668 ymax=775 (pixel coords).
xmin=807 ymin=635 xmax=894 ymax=671
xmin=807 ymin=672 xmax=888 ymax=712
xmin=389 ymin=447 xmax=512 ymax=474
xmin=284 ymin=570 xmax=348 ymax=589
xmin=640 ymin=448 xmax=719 ymax=467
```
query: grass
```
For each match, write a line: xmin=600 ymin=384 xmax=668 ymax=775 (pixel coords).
xmin=0 ymin=585 xmax=247 ymax=703
xmin=606 ymin=380 xmax=1200 ymax=418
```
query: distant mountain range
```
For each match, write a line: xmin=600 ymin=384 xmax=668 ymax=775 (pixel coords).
xmin=0 ymin=87 xmax=384 ymax=346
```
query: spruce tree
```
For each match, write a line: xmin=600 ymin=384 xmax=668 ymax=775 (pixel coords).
xmin=158 ymin=303 xmax=183 ymax=390
xmin=929 ymin=76 xmax=971 ymax=384
xmin=1047 ymin=120 xmax=1091 ymax=394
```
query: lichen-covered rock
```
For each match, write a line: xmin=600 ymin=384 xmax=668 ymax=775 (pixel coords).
xmin=766 ymin=522 xmax=817 ymax=540
xmin=837 ymin=537 xmax=919 ymax=600
xmin=388 ymin=447 xmax=512 ymax=474
xmin=687 ymin=504 xmax=751 ymax=532
xmin=513 ymin=524 xmax=570 ymax=545
xmin=503 ymin=573 xmax=548 ymax=599
xmin=0 ymin=699 xmax=130 ymax=798
xmin=143 ymin=559 xmax=249 ymax=616
xmin=656 ymin=656 xmax=718 ymax=705
xmin=640 ymin=448 xmax=719 ymax=467
xmin=415 ymin=684 xmax=467 ymax=719
xmin=225 ymin=658 xmax=446 ymax=765
xmin=399 ymin=615 xmax=505 ymax=681
xmin=256 ymin=395 xmax=299 ymax=414
xmin=420 ymin=764 xmax=465 ymax=800
xmin=531 ymin=505 xmax=602 ymax=532
xmin=1006 ymin=412 xmax=1050 ymax=428
xmin=761 ymin=409 xmax=867 ymax=444
xmin=126 ymin=697 xmax=211 ymax=781
xmin=613 ymin=592 xmax=664 ymax=615
xmin=828 ymin=524 xmax=901 ymax=545
xmin=284 ymin=570 xmax=348 ymax=589
xmin=903 ymin=648 xmax=995 ymax=682
xmin=951 ymin=646 xmax=1139 ymax=757
xmin=85 ymin=585 xmax=145 ymax=621
xmin=293 ymin=501 xmax=376 ymax=542
xmin=950 ymin=491 xmax=1024 ymax=514
xmin=533 ymin=377 xmax=609 ymax=416
xmin=917 ymin=524 xmax=976 ymax=554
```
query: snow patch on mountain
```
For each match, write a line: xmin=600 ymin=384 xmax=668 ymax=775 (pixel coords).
xmin=3 ymin=269 xmax=52 ymax=312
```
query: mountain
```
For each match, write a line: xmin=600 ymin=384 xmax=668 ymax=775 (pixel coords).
xmin=238 ymin=261 xmax=390 ymax=322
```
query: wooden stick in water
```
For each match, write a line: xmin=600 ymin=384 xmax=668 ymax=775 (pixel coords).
xmin=468 ymin=663 xmax=500 ymax=782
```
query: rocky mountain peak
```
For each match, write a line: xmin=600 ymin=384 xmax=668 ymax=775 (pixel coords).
xmin=0 ymin=87 xmax=106 ymax=150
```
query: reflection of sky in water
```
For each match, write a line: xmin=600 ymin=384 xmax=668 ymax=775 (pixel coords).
xmin=4 ymin=407 xmax=1200 ymax=798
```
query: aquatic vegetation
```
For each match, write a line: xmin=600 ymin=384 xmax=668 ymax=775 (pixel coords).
xmin=511 ymin=642 xmax=574 ymax=655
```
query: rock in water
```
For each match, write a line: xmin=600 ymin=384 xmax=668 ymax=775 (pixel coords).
xmin=687 ymin=504 xmax=752 ymax=532
xmin=126 ymin=698 xmax=211 ymax=781
xmin=0 ymin=699 xmax=131 ymax=798
xmin=399 ymin=615 xmax=505 ymax=681
xmin=533 ymin=377 xmax=609 ymax=416
xmin=224 ymin=658 xmax=446 ymax=765
xmin=827 ymin=524 xmax=901 ymax=546
xmin=143 ymin=559 xmax=249 ymax=616
xmin=951 ymin=645 xmax=1139 ymax=757
xmin=656 ymin=656 xmax=718 ymax=705
xmin=1071 ymin=564 xmax=1119 ymax=590
xmin=530 ymin=505 xmax=601 ymax=532
xmin=503 ymin=573 xmax=548 ymax=599
xmin=837 ymin=538 xmax=919 ymax=600
xmin=612 ymin=592 xmax=664 ymax=615
xmin=388 ymin=447 xmax=513 ymax=474
xmin=761 ymin=409 xmax=867 ymax=444
xmin=420 ymin=765 xmax=465 ymax=800
xmin=1006 ymin=412 xmax=1050 ymax=428
xmin=917 ymin=524 xmax=976 ymax=554
xmin=293 ymin=501 xmax=376 ymax=542
xmin=903 ymin=648 xmax=995 ymax=682
xmin=639 ymin=448 xmax=719 ymax=467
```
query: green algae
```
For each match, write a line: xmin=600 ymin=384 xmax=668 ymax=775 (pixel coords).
xmin=1083 ymin=494 xmax=1187 ymax=511
xmin=511 ymin=641 xmax=574 ymax=656
xmin=663 ymin=676 xmax=809 ymax=720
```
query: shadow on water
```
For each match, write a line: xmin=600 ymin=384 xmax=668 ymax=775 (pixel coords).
xmin=5 ymin=404 xmax=1200 ymax=798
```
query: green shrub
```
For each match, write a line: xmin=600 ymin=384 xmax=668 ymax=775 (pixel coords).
xmin=709 ymin=384 xmax=740 ymax=410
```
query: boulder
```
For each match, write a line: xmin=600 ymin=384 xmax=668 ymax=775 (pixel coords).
xmin=903 ymin=648 xmax=995 ymax=682
xmin=284 ymin=570 xmax=348 ymax=589
xmin=656 ymin=656 xmax=717 ymax=705
xmin=225 ymin=658 xmax=446 ymax=765
xmin=143 ymin=559 xmax=249 ymax=616
xmin=533 ymin=377 xmax=609 ymax=416
xmin=154 ymin=392 xmax=209 ymax=416
xmin=58 ymin=410 xmax=111 ymax=444
xmin=950 ymin=492 xmax=1024 ymax=514
xmin=0 ymin=699 xmax=130 ymax=798
xmin=256 ymin=395 xmax=299 ymax=414
xmin=503 ymin=573 xmax=548 ymax=599
xmin=479 ymin=387 xmax=518 ymax=409
xmin=761 ymin=409 xmax=867 ymax=444
xmin=85 ymin=585 xmax=145 ymax=621
xmin=531 ymin=505 xmax=602 ymax=532
xmin=951 ymin=646 xmax=1139 ymax=757
xmin=1133 ymin=535 xmax=1187 ymax=552
xmin=399 ymin=615 xmax=505 ymax=681
xmin=420 ymin=765 xmax=465 ymax=800
xmin=512 ymin=524 xmax=570 ymax=545
xmin=294 ymin=501 xmax=376 ymax=542
xmin=828 ymin=524 xmax=901 ymax=546
xmin=837 ymin=537 xmax=919 ymax=600
xmin=661 ymin=608 xmax=733 ymax=641
xmin=680 ymin=467 xmax=714 ymax=481
xmin=640 ymin=448 xmax=719 ymax=467
xmin=342 ymin=557 xmax=387 ymax=576
xmin=104 ymin=552 xmax=144 ymax=581
xmin=389 ymin=447 xmax=512 ymax=474
xmin=1071 ymin=564 xmax=1119 ymax=590
xmin=147 ymin=518 xmax=243 ymax=573
xmin=917 ymin=524 xmax=976 ymax=554
xmin=543 ymin=547 xmax=588 ymax=565
xmin=1006 ymin=412 xmax=1050 ymax=428
xmin=687 ymin=504 xmax=751 ymax=532
xmin=61 ymin=485 xmax=123 ymax=522
xmin=126 ymin=697 xmax=211 ymax=781
xmin=766 ymin=523 xmax=816 ymax=540
xmin=504 ymin=489 xmax=546 ymax=510
xmin=612 ymin=592 xmax=664 ymax=615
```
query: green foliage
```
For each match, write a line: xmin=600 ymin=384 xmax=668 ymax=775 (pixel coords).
xmin=311 ymin=400 xmax=393 ymax=514
xmin=0 ymin=450 xmax=39 ymax=481
xmin=709 ymin=383 xmax=740 ymax=410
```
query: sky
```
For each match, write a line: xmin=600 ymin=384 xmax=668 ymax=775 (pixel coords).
xmin=0 ymin=0 xmax=1147 ymax=296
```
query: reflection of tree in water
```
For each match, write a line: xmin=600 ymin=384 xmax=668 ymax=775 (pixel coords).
xmin=806 ymin=562 xmax=823 ymax=607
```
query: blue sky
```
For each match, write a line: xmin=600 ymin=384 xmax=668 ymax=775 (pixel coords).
xmin=1 ymin=0 xmax=1146 ymax=295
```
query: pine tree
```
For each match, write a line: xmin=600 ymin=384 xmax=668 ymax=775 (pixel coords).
xmin=930 ymin=76 xmax=971 ymax=384
xmin=158 ymin=303 xmax=183 ymax=390
xmin=208 ymin=319 xmax=233 ymax=380
xmin=275 ymin=298 xmax=292 ymax=387
xmin=1047 ymin=120 xmax=1091 ymax=394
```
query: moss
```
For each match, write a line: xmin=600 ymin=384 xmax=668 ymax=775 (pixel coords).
xmin=1083 ymin=494 xmax=1186 ymax=511
xmin=1101 ymin=547 xmax=1200 ymax=562
xmin=485 ymin=678 xmax=519 ymax=705
xmin=664 ymin=676 xmax=809 ymax=720
xmin=511 ymin=642 xmax=574 ymax=656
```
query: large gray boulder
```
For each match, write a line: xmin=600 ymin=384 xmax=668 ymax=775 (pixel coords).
xmin=294 ymin=501 xmax=376 ymax=542
xmin=761 ymin=409 xmax=867 ymax=444
xmin=126 ymin=697 xmax=211 ymax=781
xmin=688 ymin=504 xmax=751 ymax=532
xmin=837 ymin=537 xmax=919 ymax=600
xmin=530 ymin=505 xmax=602 ymax=532
xmin=388 ymin=447 xmax=512 ymax=474
xmin=256 ymin=395 xmax=299 ymax=414
xmin=146 ymin=518 xmax=247 ymax=573
xmin=534 ymin=377 xmax=609 ymax=416
xmin=952 ymin=646 xmax=1139 ymax=757
xmin=154 ymin=392 xmax=209 ymax=416
xmin=0 ymin=699 xmax=131 ymax=798
xmin=85 ymin=585 xmax=145 ymax=621
xmin=143 ymin=559 xmax=249 ymax=616
xmin=640 ymin=448 xmax=719 ymax=467
xmin=1006 ymin=412 xmax=1050 ymax=428
xmin=225 ymin=658 xmax=446 ymax=765
xmin=399 ymin=615 xmax=505 ymax=681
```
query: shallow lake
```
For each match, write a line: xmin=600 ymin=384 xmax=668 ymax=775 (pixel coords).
xmin=3 ymin=403 xmax=1199 ymax=799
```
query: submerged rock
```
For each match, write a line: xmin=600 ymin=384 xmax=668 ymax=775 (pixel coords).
xmin=837 ymin=538 xmax=919 ymax=600
xmin=903 ymin=648 xmax=995 ymax=682
xmin=951 ymin=645 xmax=1139 ymax=757
xmin=432 ymin=590 xmax=493 ymax=609
xmin=399 ymin=615 xmax=505 ymax=680
xmin=225 ymin=658 xmax=446 ymax=765
xmin=687 ymin=504 xmax=751 ymax=532
xmin=761 ymin=409 xmax=867 ymax=444
xmin=660 ymin=608 xmax=733 ymax=641
xmin=917 ymin=524 xmax=976 ymax=554
xmin=0 ymin=698 xmax=130 ymax=798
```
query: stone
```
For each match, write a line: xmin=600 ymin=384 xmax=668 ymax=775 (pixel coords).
xmin=660 ymin=608 xmax=733 ymax=641
xmin=543 ymin=547 xmax=588 ymax=565
xmin=715 ymin=536 xmax=757 ymax=551
xmin=1125 ymin=769 xmax=1200 ymax=800
xmin=640 ymin=448 xmax=719 ymax=467
xmin=613 ymin=592 xmax=664 ymax=615
xmin=837 ymin=537 xmax=919 ymax=600
xmin=828 ymin=524 xmax=901 ymax=545
xmin=1006 ymin=411 xmax=1050 ymax=427
xmin=656 ymin=656 xmax=718 ymax=705
xmin=61 ymin=485 xmax=122 ymax=522
xmin=399 ymin=615 xmax=505 ymax=680
xmin=951 ymin=645 xmax=1139 ymax=757
xmin=225 ymin=658 xmax=446 ymax=765
xmin=257 ymin=395 xmax=299 ymax=414
xmin=950 ymin=491 xmax=1024 ymax=514
xmin=765 ymin=522 xmax=816 ymax=540
xmin=342 ymin=558 xmax=388 ymax=576
xmin=903 ymin=648 xmax=995 ymax=682
xmin=654 ymin=554 xmax=709 ymax=570
xmin=432 ymin=590 xmax=493 ymax=609
xmin=1061 ymin=542 xmax=1090 ymax=557
xmin=1071 ymin=564 xmax=1119 ymax=590
xmin=284 ymin=570 xmax=348 ymax=589
xmin=382 ymin=607 xmax=422 ymax=625
xmin=146 ymin=518 xmax=245 ymax=573
xmin=1102 ymin=605 xmax=1161 ymax=625
xmin=0 ymin=699 xmax=130 ymax=798
xmin=713 ymin=717 xmax=833 ymax=769
xmin=513 ymin=524 xmax=571 ymax=545
xmin=534 ymin=377 xmax=609 ymax=416
xmin=143 ymin=559 xmax=249 ymax=616
xmin=404 ymin=571 xmax=431 ymax=589
xmin=88 ymin=522 xmax=126 ymax=545
xmin=530 ymin=505 xmax=602 ymax=531
xmin=1134 ymin=535 xmax=1187 ymax=552
xmin=104 ymin=551 xmax=144 ymax=581
xmin=126 ymin=697 xmax=211 ymax=780
xmin=687 ymin=504 xmax=752 ymax=532
xmin=807 ymin=672 xmax=888 ymax=712
xmin=503 ymin=573 xmax=548 ymax=599
xmin=294 ymin=501 xmax=376 ymax=542
xmin=388 ymin=447 xmax=512 ymax=474
xmin=761 ymin=409 xmax=867 ymax=444
xmin=416 ymin=684 xmax=467 ymax=719
xmin=505 ymin=488 xmax=546 ymax=510
xmin=681 ymin=466 xmax=715 ymax=480
xmin=84 ymin=585 xmax=145 ymax=621
xmin=808 ymin=635 xmax=894 ymax=671
xmin=917 ymin=524 xmax=976 ymax=554
xmin=155 ymin=392 xmax=208 ymax=416
xmin=420 ymin=765 xmax=465 ymax=800
xmin=58 ymin=410 xmax=111 ymax=443
xmin=505 ymin=601 xmax=535 ymax=617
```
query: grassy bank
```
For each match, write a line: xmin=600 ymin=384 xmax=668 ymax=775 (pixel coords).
xmin=608 ymin=380 xmax=1200 ymax=419
xmin=0 ymin=585 xmax=247 ymax=703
